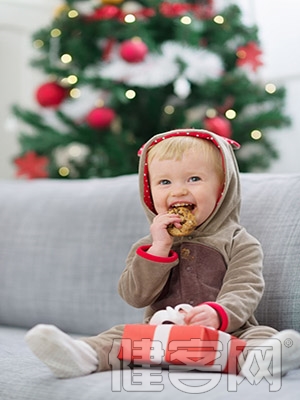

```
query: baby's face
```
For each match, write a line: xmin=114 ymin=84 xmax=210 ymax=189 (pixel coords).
xmin=148 ymin=149 xmax=222 ymax=226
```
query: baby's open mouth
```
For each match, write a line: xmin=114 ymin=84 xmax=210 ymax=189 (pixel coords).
xmin=169 ymin=203 xmax=195 ymax=211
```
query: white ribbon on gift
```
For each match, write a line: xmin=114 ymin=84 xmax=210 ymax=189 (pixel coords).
xmin=149 ymin=304 xmax=193 ymax=325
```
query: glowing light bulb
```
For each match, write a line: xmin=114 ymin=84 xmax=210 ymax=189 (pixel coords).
xmin=251 ymin=130 xmax=262 ymax=140
xmin=214 ymin=15 xmax=224 ymax=24
xmin=70 ymin=88 xmax=81 ymax=98
xmin=265 ymin=83 xmax=277 ymax=94
xmin=68 ymin=10 xmax=79 ymax=18
xmin=67 ymin=75 xmax=78 ymax=84
xmin=33 ymin=39 xmax=44 ymax=49
xmin=125 ymin=90 xmax=136 ymax=99
xmin=124 ymin=14 xmax=136 ymax=23
xmin=58 ymin=167 xmax=70 ymax=177
xmin=50 ymin=29 xmax=61 ymax=38
xmin=61 ymin=54 xmax=72 ymax=64
xmin=164 ymin=105 xmax=175 ymax=115
xmin=225 ymin=109 xmax=236 ymax=119
xmin=180 ymin=16 xmax=192 ymax=25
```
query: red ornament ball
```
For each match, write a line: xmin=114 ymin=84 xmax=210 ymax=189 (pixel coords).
xmin=35 ymin=82 xmax=68 ymax=108
xmin=119 ymin=39 xmax=148 ymax=63
xmin=204 ymin=116 xmax=232 ymax=139
xmin=86 ymin=107 xmax=116 ymax=129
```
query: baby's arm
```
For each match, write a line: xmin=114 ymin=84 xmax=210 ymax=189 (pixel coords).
xmin=213 ymin=229 xmax=264 ymax=333
xmin=118 ymin=212 xmax=181 ymax=308
xmin=118 ymin=245 xmax=178 ymax=308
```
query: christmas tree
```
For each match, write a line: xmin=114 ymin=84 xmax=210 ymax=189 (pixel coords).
xmin=13 ymin=0 xmax=290 ymax=179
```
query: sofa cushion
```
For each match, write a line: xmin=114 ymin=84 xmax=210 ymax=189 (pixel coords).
xmin=1 ymin=325 xmax=300 ymax=399
xmin=0 ymin=175 xmax=147 ymax=335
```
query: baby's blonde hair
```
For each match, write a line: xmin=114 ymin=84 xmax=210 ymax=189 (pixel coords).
xmin=147 ymin=136 xmax=224 ymax=185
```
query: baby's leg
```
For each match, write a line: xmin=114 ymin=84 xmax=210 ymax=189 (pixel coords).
xmin=81 ymin=324 xmax=125 ymax=372
xmin=238 ymin=326 xmax=300 ymax=378
xmin=25 ymin=324 xmax=125 ymax=378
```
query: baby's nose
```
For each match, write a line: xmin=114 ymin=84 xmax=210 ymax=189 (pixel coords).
xmin=171 ymin=186 xmax=188 ymax=196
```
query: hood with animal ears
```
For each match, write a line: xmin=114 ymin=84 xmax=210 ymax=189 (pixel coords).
xmin=137 ymin=128 xmax=241 ymax=234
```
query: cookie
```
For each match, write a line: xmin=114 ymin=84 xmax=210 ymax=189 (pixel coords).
xmin=167 ymin=206 xmax=197 ymax=237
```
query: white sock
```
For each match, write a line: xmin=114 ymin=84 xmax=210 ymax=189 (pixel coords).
xmin=25 ymin=324 xmax=98 ymax=378
xmin=240 ymin=329 xmax=300 ymax=379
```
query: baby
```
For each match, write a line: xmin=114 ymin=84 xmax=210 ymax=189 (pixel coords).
xmin=26 ymin=129 xmax=300 ymax=379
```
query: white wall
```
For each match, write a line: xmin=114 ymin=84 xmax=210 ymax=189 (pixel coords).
xmin=0 ymin=0 xmax=60 ymax=179
xmin=234 ymin=0 xmax=300 ymax=173
xmin=0 ymin=0 xmax=299 ymax=179
xmin=253 ymin=0 xmax=300 ymax=173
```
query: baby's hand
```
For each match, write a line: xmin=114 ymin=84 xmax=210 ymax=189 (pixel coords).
xmin=147 ymin=212 xmax=182 ymax=257
xmin=184 ymin=304 xmax=220 ymax=329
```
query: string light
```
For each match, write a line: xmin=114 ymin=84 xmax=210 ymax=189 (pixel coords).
xmin=265 ymin=83 xmax=277 ymax=94
xmin=68 ymin=9 xmax=79 ymax=18
xmin=225 ymin=109 xmax=237 ymax=119
xmin=61 ymin=54 xmax=72 ymax=64
xmin=66 ymin=75 xmax=78 ymax=85
xmin=164 ymin=105 xmax=175 ymax=115
xmin=125 ymin=90 xmax=136 ymax=99
xmin=70 ymin=88 xmax=80 ymax=98
xmin=180 ymin=16 xmax=192 ymax=25
xmin=214 ymin=15 xmax=224 ymax=24
xmin=33 ymin=39 xmax=44 ymax=49
xmin=50 ymin=28 xmax=61 ymax=38
xmin=251 ymin=130 xmax=262 ymax=140
xmin=58 ymin=166 xmax=70 ymax=177
xmin=124 ymin=14 xmax=136 ymax=23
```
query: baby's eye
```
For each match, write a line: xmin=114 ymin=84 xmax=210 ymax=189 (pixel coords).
xmin=159 ymin=179 xmax=171 ymax=185
xmin=189 ymin=176 xmax=201 ymax=182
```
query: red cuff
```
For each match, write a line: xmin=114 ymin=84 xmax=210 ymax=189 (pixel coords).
xmin=203 ymin=302 xmax=229 ymax=331
xmin=136 ymin=245 xmax=178 ymax=263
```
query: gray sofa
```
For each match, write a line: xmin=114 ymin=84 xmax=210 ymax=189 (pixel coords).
xmin=0 ymin=173 xmax=300 ymax=400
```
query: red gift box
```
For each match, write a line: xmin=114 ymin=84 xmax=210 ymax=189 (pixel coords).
xmin=118 ymin=324 xmax=246 ymax=374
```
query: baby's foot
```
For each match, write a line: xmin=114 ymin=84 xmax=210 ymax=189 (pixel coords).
xmin=25 ymin=324 xmax=98 ymax=378
xmin=241 ymin=329 xmax=300 ymax=379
